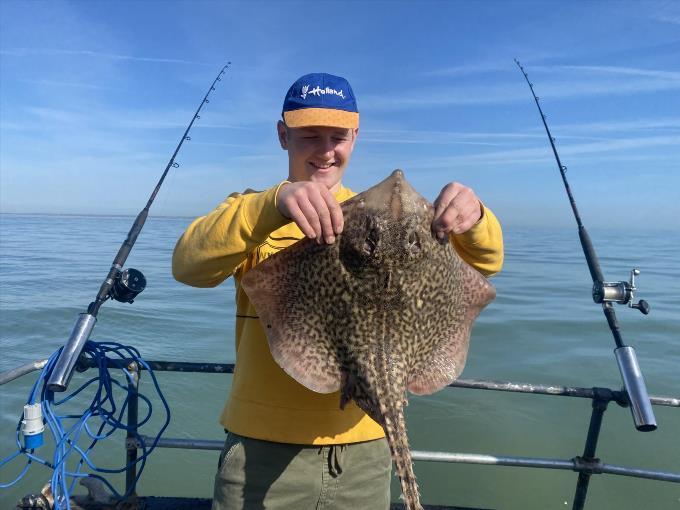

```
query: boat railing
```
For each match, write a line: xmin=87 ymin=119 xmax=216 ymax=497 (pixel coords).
xmin=2 ymin=358 xmax=679 ymax=510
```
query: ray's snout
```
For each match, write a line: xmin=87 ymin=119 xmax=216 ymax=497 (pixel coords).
xmin=389 ymin=169 xmax=405 ymax=181
xmin=382 ymin=169 xmax=429 ymax=219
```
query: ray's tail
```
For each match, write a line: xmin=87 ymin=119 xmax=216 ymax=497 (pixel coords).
xmin=382 ymin=401 xmax=422 ymax=510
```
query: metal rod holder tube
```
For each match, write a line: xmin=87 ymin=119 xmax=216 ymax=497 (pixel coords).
xmin=46 ymin=313 xmax=96 ymax=392
xmin=615 ymin=346 xmax=657 ymax=431
xmin=125 ymin=363 xmax=140 ymax=495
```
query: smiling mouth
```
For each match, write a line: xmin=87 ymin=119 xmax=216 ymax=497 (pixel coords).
xmin=310 ymin=162 xmax=336 ymax=170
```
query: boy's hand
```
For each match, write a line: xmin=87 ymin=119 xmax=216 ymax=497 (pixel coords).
xmin=432 ymin=182 xmax=483 ymax=239
xmin=277 ymin=182 xmax=344 ymax=244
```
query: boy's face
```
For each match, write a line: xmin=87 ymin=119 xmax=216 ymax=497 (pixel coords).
xmin=277 ymin=122 xmax=358 ymax=193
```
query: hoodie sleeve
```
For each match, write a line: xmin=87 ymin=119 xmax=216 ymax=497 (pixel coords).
xmin=451 ymin=204 xmax=504 ymax=277
xmin=172 ymin=182 xmax=290 ymax=288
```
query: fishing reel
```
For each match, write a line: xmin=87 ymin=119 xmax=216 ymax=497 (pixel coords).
xmin=592 ymin=268 xmax=650 ymax=314
xmin=109 ymin=268 xmax=146 ymax=304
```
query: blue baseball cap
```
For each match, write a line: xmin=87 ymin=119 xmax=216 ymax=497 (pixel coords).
xmin=282 ymin=73 xmax=359 ymax=129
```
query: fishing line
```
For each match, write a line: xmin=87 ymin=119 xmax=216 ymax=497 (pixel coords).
xmin=514 ymin=59 xmax=657 ymax=432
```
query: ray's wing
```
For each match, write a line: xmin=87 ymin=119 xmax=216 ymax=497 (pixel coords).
xmin=241 ymin=237 xmax=349 ymax=394
xmin=406 ymin=248 xmax=496 ymax=396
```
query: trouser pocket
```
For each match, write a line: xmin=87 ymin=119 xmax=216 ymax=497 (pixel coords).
xmin=217 ymin=431 xmax=244 ymax=475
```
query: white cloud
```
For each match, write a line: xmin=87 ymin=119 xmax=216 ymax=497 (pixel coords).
xmin=0 ymin=48 xmax=212 ymax=66
xmin=3 ymin=106 xmax=253 ymax=132
xmin=656 ymin=15 xmax=680 ymax=25
xmin=535 ymin=64 xmax=680 ymax=81
xmin=422 ymin=63 xmax=510 ymax=77
xmin=650 ymin=0 xmax=680 ymax=25
xmin=363 ymin=64 xmax=680 ymax=111
xmin=359 ymin=128 xmax=614 ymax=145
xmin=551 ymin=117 xmax=680 ymax=135
xmin=403 ymin=135 xmax=680 ymax=169
xmin=21 ymin=79 xmax=116 ymax=91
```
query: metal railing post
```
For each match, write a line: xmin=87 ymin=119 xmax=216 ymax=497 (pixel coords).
xmin=125 ymin=361 xmax=140 ymax=497
xmin=572 ymin=387 xmax=615 ymax=510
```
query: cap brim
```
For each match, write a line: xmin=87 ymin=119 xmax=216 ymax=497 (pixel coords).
xmin=284 ymin=108 xmax=359 ymax=129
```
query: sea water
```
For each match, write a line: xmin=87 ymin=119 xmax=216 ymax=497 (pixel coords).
xmin=1 ymin=214 xmax=678 ymax=509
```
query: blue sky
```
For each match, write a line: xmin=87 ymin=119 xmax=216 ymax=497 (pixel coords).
xmin=1 ymin=0 xmax=679 ymax=229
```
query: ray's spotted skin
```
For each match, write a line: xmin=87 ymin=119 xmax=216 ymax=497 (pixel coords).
xmin=242 ymin=170 xmax=496 ymax=510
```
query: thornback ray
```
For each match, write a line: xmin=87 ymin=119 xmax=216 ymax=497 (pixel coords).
xmin=241 ymin=169 xmax=496 ymax=510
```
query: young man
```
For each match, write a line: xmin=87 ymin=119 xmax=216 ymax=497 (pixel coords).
xmin=172 ymin=73 xmax=503 ymax=510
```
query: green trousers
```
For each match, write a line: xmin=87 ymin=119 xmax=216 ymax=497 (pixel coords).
xmin=212 ymin=432 xmax=392 ymax=510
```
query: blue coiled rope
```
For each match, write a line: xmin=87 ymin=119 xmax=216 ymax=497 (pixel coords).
xmin=0 ymin=340 xmax=170 ymax=510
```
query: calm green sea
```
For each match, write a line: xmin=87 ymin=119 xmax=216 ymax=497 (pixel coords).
xmin=1 ymin=213 xmax=678 ymax=509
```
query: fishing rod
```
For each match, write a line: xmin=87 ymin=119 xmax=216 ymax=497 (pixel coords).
xmin=514 ymin=59 xmax=657 ymax=432
xmin=47 ymin=63 xmax=232 ymax=393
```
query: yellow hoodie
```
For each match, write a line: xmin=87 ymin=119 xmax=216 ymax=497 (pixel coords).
xmin=172 ymin=182 xmax=503 ymax=445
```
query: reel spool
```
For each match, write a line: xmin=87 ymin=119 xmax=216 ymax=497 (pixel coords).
xmin=110 ymin=268 xmax=146 ymax=304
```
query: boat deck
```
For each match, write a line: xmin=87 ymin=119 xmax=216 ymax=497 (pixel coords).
xmin=141 ymin=498 xmax=490 ymax=510
xmin=15 ymin=495 xmax=490 ymax=510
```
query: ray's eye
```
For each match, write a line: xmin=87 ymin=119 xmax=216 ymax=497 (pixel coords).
xmin=363 ymin=220 xmax=380 ymax=255
xmin=363 ymin=228 xmax=380 ymax=256
xmin=407 ymin=230 xmax=421 ymax=256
